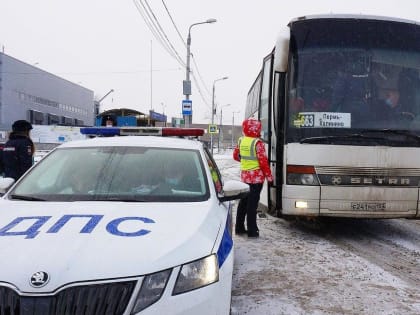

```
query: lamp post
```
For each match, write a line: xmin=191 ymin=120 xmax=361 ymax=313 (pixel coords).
xmin=218 ymin=104 xmax=231 ymax=152
xmin=184 ymin=18 xmax=217 ymax=128
xmin=94 ymin=89 xmax=114 ymax=123
xmin=231 ymin=111 xmax=240 ymax=149
xmin=211 ymin=76 xmax=228 ymax=154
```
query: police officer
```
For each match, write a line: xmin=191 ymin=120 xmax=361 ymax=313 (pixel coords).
xmin=2 ymin=120 xmax=34 ymax=180
xmin=233 ymin=118 xmax=273 ymax=238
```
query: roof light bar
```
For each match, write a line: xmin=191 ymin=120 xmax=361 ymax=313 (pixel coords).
xmin=80 ymin=127 xmax=204 ymax=137
xmin=80 ymin=127 xmax=120 ymax=136
xmin=162 ymin=128 xmax=204 ymax=137
xmin=119 ymin=127 xmax=162 ymax=136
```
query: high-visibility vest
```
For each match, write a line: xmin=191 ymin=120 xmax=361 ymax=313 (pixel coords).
xmin=239 ymin=136 xmax=260 ymax=171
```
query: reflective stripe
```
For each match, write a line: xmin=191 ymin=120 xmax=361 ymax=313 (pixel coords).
xmin=239 ymin=137 xmax=260 ymax=171
xmin=217 ymin=214 xmax=233 ymax=268
xmin=240 ymin=138 xmax=258 ymax=160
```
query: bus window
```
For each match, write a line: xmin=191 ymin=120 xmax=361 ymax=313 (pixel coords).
xmin=260 ymin=56 xmax=273 ymax=142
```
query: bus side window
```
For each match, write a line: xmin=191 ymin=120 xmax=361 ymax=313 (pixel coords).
xmin=260 ymin=56 xmax=273 ymax=142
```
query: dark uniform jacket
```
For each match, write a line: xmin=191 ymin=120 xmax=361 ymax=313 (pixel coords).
xmin=2 ymin=132 xmax=34 ymax=180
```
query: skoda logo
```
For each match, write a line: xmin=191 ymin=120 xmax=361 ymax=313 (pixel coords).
xmin=30 ymin=271 xmax=50 ymax=288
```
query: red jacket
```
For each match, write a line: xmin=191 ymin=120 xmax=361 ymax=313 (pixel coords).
xmin=233 ymin=119 xmax=273 ymax=184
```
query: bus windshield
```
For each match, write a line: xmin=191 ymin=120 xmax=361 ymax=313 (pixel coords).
xmin=287 ymin=18 xmax=420 ymax=146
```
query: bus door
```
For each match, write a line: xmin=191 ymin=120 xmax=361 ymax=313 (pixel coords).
xmin=271 ymin=71 xmax=286 ymax=214
xmin=259 ymin=53 xmax=275 ymax=212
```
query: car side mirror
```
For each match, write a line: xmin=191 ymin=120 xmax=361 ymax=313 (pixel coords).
xmin=218 ymin=180 xmax=249 ymax=202
xmin=0 ymin=177 xmax=15 ymax=195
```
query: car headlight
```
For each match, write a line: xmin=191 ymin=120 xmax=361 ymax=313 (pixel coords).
xmin=173 ymin=254 xmax=219 ymax=295
xmin=131 ymin=269 xmax=172 ymax=313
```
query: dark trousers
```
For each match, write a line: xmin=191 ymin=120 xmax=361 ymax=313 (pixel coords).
xmin=236 ymin=183 xmax=263 ymax=233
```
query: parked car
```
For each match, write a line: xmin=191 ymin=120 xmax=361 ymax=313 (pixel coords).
xmin=0 ymin=127 xmax=249 ymax=315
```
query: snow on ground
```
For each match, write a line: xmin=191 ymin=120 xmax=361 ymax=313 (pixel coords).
xmin=214 ymin=151 xmax=420 ymax=315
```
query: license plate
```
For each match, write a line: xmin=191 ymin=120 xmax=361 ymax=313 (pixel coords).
xmin=350 ymin=202 xmax=386 ymax=211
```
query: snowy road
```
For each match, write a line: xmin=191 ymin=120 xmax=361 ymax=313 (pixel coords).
xmin=214 ymin=153 xmax=420 ymax=315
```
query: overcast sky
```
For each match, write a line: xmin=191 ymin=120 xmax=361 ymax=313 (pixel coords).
xmin=0 ymin=0 xmax=418 ymax=125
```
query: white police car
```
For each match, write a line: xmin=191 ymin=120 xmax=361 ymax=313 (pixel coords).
xmin=0 ymin=127 xmax=249 ymax=315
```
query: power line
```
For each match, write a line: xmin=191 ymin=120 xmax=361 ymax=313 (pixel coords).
xmin=143 ymin=0 xmax=186 ymax=66
xmin=161 ymin=0 xmax=186 ymax=48
xmin=132 ymin=0 xmax=166 ymax=48
xmin=132 ymin=0 xmax=212 ymax=107
xmin=132 ymin=0 xmax=185 ymax=67
xmin=160 ymin=0 xmax=212 ymax=100
xmin=191 ymin=54 xmax=211 ymax=96
xmin=191 ymin=72 xmax=211 ymax=107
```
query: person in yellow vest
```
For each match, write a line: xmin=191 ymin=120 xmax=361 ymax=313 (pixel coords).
xmin=233 ymin=118 xmax=273 ymax=238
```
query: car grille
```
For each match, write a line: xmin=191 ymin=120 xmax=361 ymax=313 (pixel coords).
xmin=0 ymin=281 xmax=136 ymax=315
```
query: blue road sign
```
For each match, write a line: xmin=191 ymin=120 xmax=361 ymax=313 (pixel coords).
xmin=182 ymin=100 xmax=192 ymax=115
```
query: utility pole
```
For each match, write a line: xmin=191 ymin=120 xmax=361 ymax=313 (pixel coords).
xmin=184 ymin=19 xmax=217 ymax=128
xmin=218 ymin=104 xmax=230 ymax=152
xmin=211 ymin=76 xmax=228 ymax=154
xmin=231 ymin=111 xmax=240 ymax=148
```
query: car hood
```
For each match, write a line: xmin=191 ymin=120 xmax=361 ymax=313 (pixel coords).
xmin=0 ymin=200 xmax=221 ymax=293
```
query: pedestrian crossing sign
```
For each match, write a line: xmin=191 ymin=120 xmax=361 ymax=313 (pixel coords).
xmin=208 ymin=124 xmax=218 ymax=134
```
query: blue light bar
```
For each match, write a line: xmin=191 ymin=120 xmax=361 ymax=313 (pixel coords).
xmin=80 ymin=127 xmax=120 ymax=136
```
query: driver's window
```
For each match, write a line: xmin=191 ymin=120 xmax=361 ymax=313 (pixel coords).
xmin=204 ymin=149 xmax=222 ymax=193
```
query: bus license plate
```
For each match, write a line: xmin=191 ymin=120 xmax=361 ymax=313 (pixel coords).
xmin=351 ymin=202 xmax=386 ymax=211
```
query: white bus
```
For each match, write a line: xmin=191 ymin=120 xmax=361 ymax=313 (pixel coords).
xmin=248 ymin=14 xmax=420 ymax=219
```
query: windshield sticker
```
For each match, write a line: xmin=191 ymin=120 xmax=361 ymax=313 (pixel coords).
xmin=293 ymin=112 xmax=351 ymax=128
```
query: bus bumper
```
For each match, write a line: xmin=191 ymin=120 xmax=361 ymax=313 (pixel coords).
xmin=282 ymin=185 xmax=419 ymax=218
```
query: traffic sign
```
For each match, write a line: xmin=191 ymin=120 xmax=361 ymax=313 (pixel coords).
xmin=208 ymin=124 xmax=218 ymax=134
xmin=182 ymin=100 xmax=192 ymax=115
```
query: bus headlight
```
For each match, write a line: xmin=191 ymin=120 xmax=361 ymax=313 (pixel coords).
xmin=301 ymin=174 xmax=318 ymax=185
xmin=287 ymin=165 xmax=319 ymax=185
xmin=173 ymin=254 xmax=219 ymax=295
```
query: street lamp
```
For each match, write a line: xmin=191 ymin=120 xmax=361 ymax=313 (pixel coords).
xmin=184 ymin=18 xmax=217 ymax=128
xmin=94 ymin=89 xmax=114 ymax=118
xmin=218 ymin=104 xmax=231 ymax=152
xmin=211 ymin=76 xmax=228 ymax=154
xmin=231 ymin=111 xmax=240 ymax=149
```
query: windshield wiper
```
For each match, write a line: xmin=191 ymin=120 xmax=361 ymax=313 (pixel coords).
xmin=359 ymin=129 xmax=420 ymax=143
xmin=300 ymin=134 xmax=384 ymax=144
xmin=10 ymin=194 xmax=46 ymax=201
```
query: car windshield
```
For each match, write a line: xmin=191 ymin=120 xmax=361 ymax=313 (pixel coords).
xmin=9 ymin=146 xmax=210 ymax=202
xmin=287 ymin=18 xmax=420 ymax=146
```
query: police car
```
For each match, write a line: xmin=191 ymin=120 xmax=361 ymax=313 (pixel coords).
xmin=0 ymin=127 xmax=249 ymax=315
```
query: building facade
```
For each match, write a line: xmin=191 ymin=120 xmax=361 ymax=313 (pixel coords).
xmin=0 ymin=52 xmax=94 ymax=133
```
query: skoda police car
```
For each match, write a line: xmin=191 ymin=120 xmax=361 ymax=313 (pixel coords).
xmin=0 ymin=127 xmax=249 ymax=315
